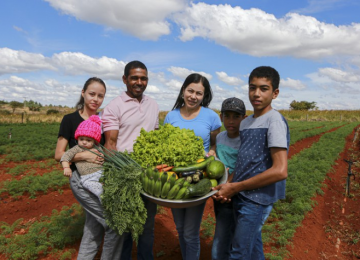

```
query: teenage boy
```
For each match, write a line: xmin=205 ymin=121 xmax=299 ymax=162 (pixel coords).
xmin=212 ymin=97 xmax=246 ymax=260
xmin=213 ymin=66 xmax=290 ymax=260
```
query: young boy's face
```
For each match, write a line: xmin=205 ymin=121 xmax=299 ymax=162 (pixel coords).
xmin=78 ymin=136 xmax=95 ymax=149
xmin=249 ymin=77 xmax=279 ymax=117
xmin=220 ymin=111 xmax=244 ymax=137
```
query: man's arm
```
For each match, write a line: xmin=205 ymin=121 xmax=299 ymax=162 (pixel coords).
xmin=213 ymin=147 xmax=288 ymax=202
xmin=104 ymin=130 xmax=119 ymax=151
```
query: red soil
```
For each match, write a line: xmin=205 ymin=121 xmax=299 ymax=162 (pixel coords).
xmin=0 ymin=125 xmax=359 ymax=260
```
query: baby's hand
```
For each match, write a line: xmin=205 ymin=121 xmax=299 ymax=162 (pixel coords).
xmin=64 ymin=168 xmax=72 ymax=178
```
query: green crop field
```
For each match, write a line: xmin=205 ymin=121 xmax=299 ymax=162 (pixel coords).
xmin=0 ymin=120 xmax=359 ymax=259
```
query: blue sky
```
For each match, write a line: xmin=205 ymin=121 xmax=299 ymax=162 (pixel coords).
xmin=1 ymin=0 xmax=360 ymax=111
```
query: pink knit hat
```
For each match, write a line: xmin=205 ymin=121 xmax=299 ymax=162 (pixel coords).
xmin=75 ymin=115 xmax=102 ymax=143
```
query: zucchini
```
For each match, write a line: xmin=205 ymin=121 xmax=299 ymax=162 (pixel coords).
xmin=185 ymin=178 xmax=212 ymax=198
xmin=172 ymin=156 xmax=215 ymax=173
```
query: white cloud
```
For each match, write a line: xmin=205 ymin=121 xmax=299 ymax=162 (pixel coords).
xmin=318 ymin=67 xmax=360 ymax=83
xmin=0 ymin=76 xmax=75 ymax=105
xmin=214 ymin=85 xmax=224 ymax=92
xmin=165 ymin=79 xmax=182 ymax=90
xmin=167 ymin=66 xmax=212 ymax=80
xmin=240 ymin=84 xmax=248 ymax=91
xmin=44 ymin=0 xmax=187 ymax=40
xmin=216 ymin=71 xmax=243 ymax=86
xmin=146 ymin=84 xmax=161 ymax=93
xmin=52 ymin=52 xmax=126 ymax=80
xmin=173 ymin=3 xmax=360 ymax=60
xmin=281 ymin=78 xmax=307 ymax=90
xmin=0 ymin=48 xmax=56 ymax=75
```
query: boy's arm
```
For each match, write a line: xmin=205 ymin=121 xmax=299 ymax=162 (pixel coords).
xmin=213 ymin=147 xmax=288 ymax=202
xmin=208 ymin=127 xmax=221 ymax=156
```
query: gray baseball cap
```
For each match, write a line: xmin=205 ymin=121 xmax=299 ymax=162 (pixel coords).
xmin=221 ymin=97 xmax=246 ymax=115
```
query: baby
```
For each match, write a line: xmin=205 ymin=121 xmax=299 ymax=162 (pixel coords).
xmin=61 ymin=115 xmax=104 ymax=201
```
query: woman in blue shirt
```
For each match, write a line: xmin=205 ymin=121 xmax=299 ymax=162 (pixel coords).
xmin=164 ymin=73 xmax=222 ymax=260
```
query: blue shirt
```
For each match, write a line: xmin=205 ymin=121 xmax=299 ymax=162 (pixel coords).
xmin=233 ymin=109 xmax=290 ymax=205
xmin=164 ymin=107 xmax=222 ymax=152
xmin=216 ymin=131 xmax=241 ymax=174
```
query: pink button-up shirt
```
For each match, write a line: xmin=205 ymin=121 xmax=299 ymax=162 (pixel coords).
xmin=102 ymin=91 xmax=159 ymax=152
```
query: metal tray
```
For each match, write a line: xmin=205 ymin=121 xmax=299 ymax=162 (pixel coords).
xmin=141 ymin=162 xmax=228 ymax=208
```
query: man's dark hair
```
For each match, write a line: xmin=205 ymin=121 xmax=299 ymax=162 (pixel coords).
xmin=248 ymin=66 xmax=280 ymax=91
xmin=124 ymin=60 xmax=147 ymax=77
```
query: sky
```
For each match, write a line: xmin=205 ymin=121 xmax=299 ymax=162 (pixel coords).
xmin=1 ymin=0 xmax=360 ymax=111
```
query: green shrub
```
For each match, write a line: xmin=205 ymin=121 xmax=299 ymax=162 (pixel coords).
xmin=0 ymin=110 xmax=11 ymax=115
xmin=47 ymin=109 xmax=59 ymax=115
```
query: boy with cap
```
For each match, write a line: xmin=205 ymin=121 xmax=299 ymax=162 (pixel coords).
xmin=60 ymin=115 xmax=104 ymax=201
xmin=212 ymin=97 xmax=246 ymax=260
xmin=213 ymin=66 xmax=290 ymax=259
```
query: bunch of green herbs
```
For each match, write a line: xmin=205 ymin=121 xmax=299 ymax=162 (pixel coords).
xmin=130 ymin=123 xmax=204 ymax=168
xmin=97 ymin=146 xmax=147 ymax=243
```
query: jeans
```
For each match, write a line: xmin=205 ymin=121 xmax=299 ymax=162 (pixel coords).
xmin=120 ymin=196 xmax=157 ymax=260
xmin=171 ymin=201 xmax=206 ymax=260
xmin=212 ymin=200 xmax=235 ymax=260
xmin=230 ymin=194 xmax=273 ymax=260
xmin=70 ymin=170 xmax=124 ymax=260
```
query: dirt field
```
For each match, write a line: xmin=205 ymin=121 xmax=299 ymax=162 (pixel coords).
xmin=0 ymin=125 xmax=359 ymax=259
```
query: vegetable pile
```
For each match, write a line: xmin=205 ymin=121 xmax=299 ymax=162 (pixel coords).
xmin=130 ymin=124 xmax=204 ymax=168
xmin=98 ymin=148 xmax=147 ymax=243
xmin=141 ymin=156 xmax=225 ymax=200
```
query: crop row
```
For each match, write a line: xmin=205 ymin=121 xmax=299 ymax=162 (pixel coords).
xmin=0 ymin=204 xmax=84 ymax=260
xmin=0 ymin=123 xmax=59 ymax=162
xmin=288 ymin=121 xmax=331 ymax=131
xmin=0 ymin=170 xmax=68 ymax=199
xmin=263 ymin=122 xmax=359 ymax=259
xmin=289 ymin=121 xmax=345 ymax=145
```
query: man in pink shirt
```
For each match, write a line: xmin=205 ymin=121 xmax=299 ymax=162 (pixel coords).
xmin=102 ymin=60 xmax=159 ymax=260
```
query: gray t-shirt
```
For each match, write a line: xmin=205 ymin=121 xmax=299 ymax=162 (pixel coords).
xmin=233 ymin=109 xmax=290 ymax=205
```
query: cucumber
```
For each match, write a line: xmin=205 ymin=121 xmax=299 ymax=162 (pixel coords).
xmin=186 ymin=178 xmax=212 ymax=198
xmin=172 ymin=156 xmax=215 ymax=173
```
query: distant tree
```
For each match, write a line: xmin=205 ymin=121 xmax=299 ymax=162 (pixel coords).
xmin=27 ymin=100 xmax=43 ymax=111
xmin=9 ymin=101 xmax=24 ymax=113
xmin=290 ymin=100 xmax=318 ymax=111
xmin=0 ymin=100 xmax=8 ymax=105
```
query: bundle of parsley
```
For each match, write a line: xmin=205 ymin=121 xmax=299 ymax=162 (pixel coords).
xmin=97 ymin=146 xmax=147 ymax=243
